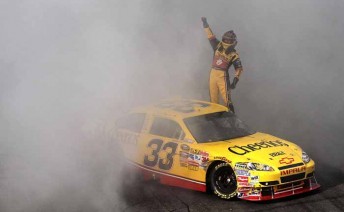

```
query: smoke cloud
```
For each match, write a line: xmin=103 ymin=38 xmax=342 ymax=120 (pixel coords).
xmin=1 ymin=0 xmax=344 ymax=211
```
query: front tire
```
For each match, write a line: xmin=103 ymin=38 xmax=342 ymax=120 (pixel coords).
xmin=209 ymin=163 xmax=237 ymax=199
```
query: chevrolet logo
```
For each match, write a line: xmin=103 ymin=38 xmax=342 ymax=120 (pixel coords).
xmin=279 ymin=157 xmax=294 ymax=165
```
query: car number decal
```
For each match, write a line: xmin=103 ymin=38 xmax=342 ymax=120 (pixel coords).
xmin=144 ymin=139 xmax=178 ymax=170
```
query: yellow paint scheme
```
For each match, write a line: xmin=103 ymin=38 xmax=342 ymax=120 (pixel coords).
xmin=117 ymin=99 xmax=316 ymax=189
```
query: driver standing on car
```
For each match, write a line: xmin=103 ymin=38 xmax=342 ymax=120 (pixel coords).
xmin=202 ymin=17 xmax=243 ymax=113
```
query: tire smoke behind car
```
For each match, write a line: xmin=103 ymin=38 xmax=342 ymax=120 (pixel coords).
xmin=1 ymin=0 xmax=344 ymax=211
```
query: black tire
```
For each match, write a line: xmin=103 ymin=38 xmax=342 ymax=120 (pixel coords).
xmin=209 ymin=163 xmax=237 ymax=199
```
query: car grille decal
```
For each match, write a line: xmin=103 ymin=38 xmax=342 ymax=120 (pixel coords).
xmin=280 ymin=173 xmax=305 ymax=183
xmin=278 ymin=162 xmax=304 ymax=170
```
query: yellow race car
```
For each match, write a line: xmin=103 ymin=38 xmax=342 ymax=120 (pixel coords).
xmin=116 ymin=99 xmax=320 ymax=201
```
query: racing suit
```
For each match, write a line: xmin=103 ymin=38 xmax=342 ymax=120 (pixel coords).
xmin=204 ymin=27 xmax=243 ymax=113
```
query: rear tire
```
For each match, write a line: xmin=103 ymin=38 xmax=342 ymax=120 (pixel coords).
xmin=209 ymin=163 xmax=237 ymax=199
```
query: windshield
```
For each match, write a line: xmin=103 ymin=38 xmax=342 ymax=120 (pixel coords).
xmin=184 ymin=111 xmax=256 ymax=143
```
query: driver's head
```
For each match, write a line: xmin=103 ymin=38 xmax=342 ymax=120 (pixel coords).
xmin=222 ymin=30 xmax=237 ymax=48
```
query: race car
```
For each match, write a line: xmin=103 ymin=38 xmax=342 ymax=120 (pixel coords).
xmin=116 ymin=99 xmax=320 ymax=201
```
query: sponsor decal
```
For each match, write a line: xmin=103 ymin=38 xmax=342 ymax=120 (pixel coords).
xmin=179 ymin=151 xmax=188 ymax=167
xmin=237 ymin=193 xmax=244 ymax=198
xmin=235 ymin=163 xmax=248 ymax=170
xmin=180 ymin=151 xmax=189 ymax=158
xmin=180 ymin=144 xmax=190 ymax=151
xmin=188 ymin=164 xmax=199 ymax=171
xmin=238 ymin=188 xmax=261 ymax=197
xmin=237 ymin=187 xmax=251 ymax=192
xmin=187 ymin=160 xmax=199 ymax=167
xmin=187 ymin=150 xmax=209 ymax=169
xmin=238 ymin=182 xmax=250 ymax=187
xmin=201 ymin=156 xmax=209 ymax=165
xmin=228 ymin=140 xmax=289 ymax=155
xmin=250 ymin=176 xmax=259 ymax=181
xmin=236 ymin=169 xmax=250 ymax=176
xmin=250 ymin=176 xmax=259 ymax=185
xmin=190 ymin=148 xmax=209 ymax=156
xmin=188 ymin=153 xmax=200 ymax=161
xmin=187 ymin=160 xmax=200 ymax=171
xmin=214 ymin=156 xmax=232 ymax=164
xmin=249 ymin=189 xmax=261 ymax=196
xmin=180 ymin=162 xmax=188 ymax=167
xmin=216 ymin=59 xmax=223 ymax=65
xmin=237 ymin=176 xmax=249 ymax=183
xmin=269 ymin=151 xmax=285 ymax=157
xmin=279 ymin=157 xmax=295 ymax=165
xmin=280 ymin=166 xmax=306 ymax=176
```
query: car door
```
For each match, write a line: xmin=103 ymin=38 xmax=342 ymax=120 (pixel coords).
xmin=116 ymin=113 xmax=146 ymax=161
xmin=138 ymin=116 xmax=186 ymax=176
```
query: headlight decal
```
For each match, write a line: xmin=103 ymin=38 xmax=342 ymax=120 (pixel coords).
xmin=302 ymin=151 xmax=311 ymax=163
xmin=235 ymin=162 xmax=274 ymax=171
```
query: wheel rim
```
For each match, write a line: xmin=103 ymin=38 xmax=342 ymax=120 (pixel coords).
xmin=214 ymin=167 xmax=237 ymax=194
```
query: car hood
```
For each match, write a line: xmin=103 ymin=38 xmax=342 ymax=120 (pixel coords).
xmin=200 ymin=132 xmax=303 ymax=167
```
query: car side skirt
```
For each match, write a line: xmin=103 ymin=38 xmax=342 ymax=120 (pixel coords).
xmin=128 ymin=161 xmax=207 ymax=192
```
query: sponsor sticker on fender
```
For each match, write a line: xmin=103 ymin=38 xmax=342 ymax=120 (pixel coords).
xmin=237 ymin=176 xmax=248 ymax=183
xmin=187 ymin=149 xmax=209 ymax=169
xmin=180 ymin=144 xmax=190 ymax=151
xmin=237 ymin=193 xmax=245 ymax=198
xmin=238 ymin=182 xmax=250 ymax=187
xmin=250 ymin=176 xmax=259 ymax=181
xmin=237 ymin=187 xmax=251 ymax=192
xmin=180 ymin=151 xmax=188 ymax=158
xmin=214 ymin=156 xmax=231 ymax=163
xmin=236 ymin=169 xmax=250 ymax=176
xmin=235 ymin=163 xmax=248 ymax=170
xmin=250 ymin=176 xmax=259 ymax=185
xmin=249 ymin=189 xmax=261 ymax=196
xmin=188 ymin=164 xmax=199 ymax=171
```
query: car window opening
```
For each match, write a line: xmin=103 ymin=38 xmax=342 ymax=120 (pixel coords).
xmin=184 ymin=111 xmax=255 ymax=143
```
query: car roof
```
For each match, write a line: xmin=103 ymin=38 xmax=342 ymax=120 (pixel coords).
xmin=131 ymin=99 xmax=228 ymax=119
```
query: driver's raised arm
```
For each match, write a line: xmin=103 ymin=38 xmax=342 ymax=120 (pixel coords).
xmin=201 ymin=17 xmax=220 ymax=51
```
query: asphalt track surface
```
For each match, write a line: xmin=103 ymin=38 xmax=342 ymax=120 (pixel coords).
xmin=118 ymin=130 xmax=344 ymax=212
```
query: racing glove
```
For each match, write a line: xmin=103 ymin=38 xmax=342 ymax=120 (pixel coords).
xmin=230 ymin=77 xmax=239 ymax=89
xmin=201 ymin=17 xmax=209 ymax=28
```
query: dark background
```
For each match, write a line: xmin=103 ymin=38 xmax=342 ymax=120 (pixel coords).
xmin=1 ymin=0 xmax=343 ymax=211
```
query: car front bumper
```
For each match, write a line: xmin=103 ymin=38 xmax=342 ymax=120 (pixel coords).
xmin=237 ymin=175 xmax=320 ymax=201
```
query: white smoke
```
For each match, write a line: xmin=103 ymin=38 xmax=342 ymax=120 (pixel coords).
xmin=1 ymin=0 xmax=344 ymax=211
